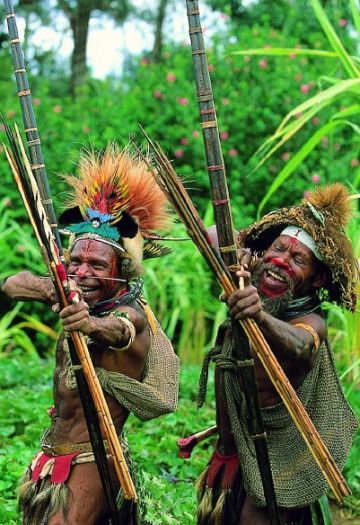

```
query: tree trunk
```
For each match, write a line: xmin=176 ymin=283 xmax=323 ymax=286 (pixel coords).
xmin=152 ymin=0 xmax=168 ymax=63
xmin=69 ymin=2 xmax=91 ymax=95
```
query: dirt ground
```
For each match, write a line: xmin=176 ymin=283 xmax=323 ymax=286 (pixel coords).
xmin=331 ymin=502 xmax=360 ymax=525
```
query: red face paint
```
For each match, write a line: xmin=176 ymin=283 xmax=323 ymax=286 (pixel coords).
xmin=68 ymin=240 xmax=124 ymax=306
xmin=267 ymin=257 xmax=295 ymax=279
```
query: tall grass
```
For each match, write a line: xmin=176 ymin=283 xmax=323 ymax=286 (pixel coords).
xmin=143 ymin=208 xmax=226 ymax=363
xmin=232 ymin=0 xmax=360 ymax=217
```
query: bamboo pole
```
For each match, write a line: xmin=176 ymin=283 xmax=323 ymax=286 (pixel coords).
xmin=2 ymin=119 xmax=136 ymax=516
xmin=3 ymin=0 xmax=137 ymax=504
xmin=184 ymin=2 xmax=280 ymax=521
xmin=139 ymin=133 xmax=350 ymax=504
xmin=4 ymin=0 xmax=62 ymax=253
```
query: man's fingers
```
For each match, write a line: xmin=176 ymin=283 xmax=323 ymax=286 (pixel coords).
xmin=61 ymin=310 xmax=88 ymax=325
xmin=59 ymin=301 xmax=89 ymax=318
xmin=232 ymin=304 xmax=262 ymax=320
xmin=237 ymin=248 xmax=252 ymax=269
xmin=52 ymin=303 xmax=60 ymax=313
xmin=235 ymin=269 xmax=252 ymax=288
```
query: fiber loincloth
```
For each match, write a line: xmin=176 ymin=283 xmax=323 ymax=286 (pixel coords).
xmin=18 ymin=434 xmax=138 ymax=525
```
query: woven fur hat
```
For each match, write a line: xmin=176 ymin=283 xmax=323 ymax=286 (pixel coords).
xmin=59 ymin=144 xmax=172 ymax=276
xmin=238 ymin=183 xmax=358 ymax=311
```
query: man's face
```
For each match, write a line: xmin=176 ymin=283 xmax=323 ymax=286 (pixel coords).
xmin=252 ymin=235 xmax=319 ymax=314
xmin=67 ymin=239 xmax=122 ymax=306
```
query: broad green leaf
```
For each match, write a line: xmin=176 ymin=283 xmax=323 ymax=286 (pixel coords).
xmin=310 ymin=0 xmax=360 ymax=78
xmin=350 ymin=0 xmax=360 ymax=35
xmin=251 ymin=79 xmax=360 ymax=171
xmin=231 ymin=47 xmax=337 ymax=58
xmin=257 ymin=120 xmax=347 ymax=217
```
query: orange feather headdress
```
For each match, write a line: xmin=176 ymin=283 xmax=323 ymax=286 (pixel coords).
xmin=59 ymin=144 xmax=172 ymax=269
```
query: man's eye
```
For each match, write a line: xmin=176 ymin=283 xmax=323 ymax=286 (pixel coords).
xmin=294 ymin=257 xmax=304 ymax=265
xmin=273 ymin=244 xmax=284 ymax=251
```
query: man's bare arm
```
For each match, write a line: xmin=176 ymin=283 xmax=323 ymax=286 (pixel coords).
xmin=2 ymin=271 xmax=56 ymax=304
xmin=58 ymin=301 xmax=147 ymax=351
xmin=226 ymin=270 xmax=325 ymax=361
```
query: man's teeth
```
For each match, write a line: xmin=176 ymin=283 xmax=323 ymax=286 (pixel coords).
xmin=78 ymin=285 xmax=95 ymax=295
xmin=268 ymin=270 xmax=286 ymax=282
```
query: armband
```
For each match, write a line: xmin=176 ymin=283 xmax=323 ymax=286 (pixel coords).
xmin=293 ymin=322 xmax=320 ymax=355
xmin=109 ymin=312 xmax=136 ymax=351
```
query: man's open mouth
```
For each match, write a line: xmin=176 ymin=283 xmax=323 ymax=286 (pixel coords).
xmin=77 ymin=284 xmax=98 ymax=297
xmin=265 ymin=269 xmax=287 ymax=284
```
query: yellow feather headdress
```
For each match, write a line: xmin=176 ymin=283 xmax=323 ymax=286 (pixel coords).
xmin=59 ymin=144 xmax=172 ymax=268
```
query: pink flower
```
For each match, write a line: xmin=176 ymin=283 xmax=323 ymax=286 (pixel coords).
xmin=281 ymin=152 xmax=291 ymax=161
xmin=6 ymin=110 xmax=15 ymax=118
xmin=311 ymin=174 xmax=320 ymax=184
xmin=3 ymin=197 xmax=12 ymax=207
xmin=321 ymin=136 xmax=329 ymax=147
xmin=83 ymin=126 xmax=91 ymax=134
xmin=295 ymin=112 xmax=303 ymax=119
xmin=312 ymin=117 xmax=320 ymax=125
xmin=17 ymin=244 xmax=25 ymax=253
xmin=222 ymin=98 xmax=230 ymax=106
xmin=140 ymin=58 xmax=148 ymax=66
xmin=351 ymin=159 xmax=359 ymax=167
xmin=53 ymin=105 xmax=62 ymax=113
xmin=228 ymin=148 xmax=238 ymax=157
xmin=300 ymin=84 xmax=310 ymax=94
xmin=208 ymin=64 xmax=215 ymax=72
xmin=153 ymin=90 xmax=163 ymax=99
xmin=166 ymin=72 xmax=176 ymax=82
xmin=192 ymin=130 xmax=200 ymax=138
xmin=259 ymin=59 xmax=268 ymax=69
xmin=33 ymin=98 xmax=41 ymax=106
xmin=220 ymin=131 xmax=229 ymax=141
xmin=174 ymin=149 xmax=184 ymax=158
xmin=177 ymin=97 xmax=189 ymax=106
xmin=303 ymin=190 xmax=311 ymax=199
xmin=338 ymin=19 xmax=347 ymax=28
xmin=180 ymin=137 xmax=189 ymax=146
xmin=294 ymin=73 xmax=302 ymax=82
xmin=289 ymin=53 xmax=297 ymax=60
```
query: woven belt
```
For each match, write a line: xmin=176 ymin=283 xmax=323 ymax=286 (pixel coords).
xmin=42 ymin=439 xmax=110 ymax=457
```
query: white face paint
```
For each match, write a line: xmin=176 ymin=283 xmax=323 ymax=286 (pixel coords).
xmin=280 ymin=226 xmax=323 ymax=261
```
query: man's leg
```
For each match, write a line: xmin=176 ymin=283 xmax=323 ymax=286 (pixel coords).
xmin=48 ymin=461 xmax=118 ymax=525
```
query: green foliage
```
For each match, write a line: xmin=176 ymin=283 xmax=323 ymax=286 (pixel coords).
xmin=143 ymin=211 xmax=226 ymax=363
xmin=0 ymin=352 xmax=359 ymax=523
xmin=0 ymin=352 xmax=53 ymax=524
xmin=231 ymin=0 xmax=360 ymax=215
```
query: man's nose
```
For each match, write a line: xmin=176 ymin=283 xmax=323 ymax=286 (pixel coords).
xmin=75 ymin=264 xmax=90 ymax=278
xmin=271 ymin=256 xmax=290 ymax=270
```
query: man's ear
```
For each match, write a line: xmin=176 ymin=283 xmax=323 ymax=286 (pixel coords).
xmin=312 ymin=266 xmax=330 ymax=289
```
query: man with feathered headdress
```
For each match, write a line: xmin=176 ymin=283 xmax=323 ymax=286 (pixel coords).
xmin=2 ymin=144 xmax=180 ymax=524
xmin=197 ymin=183 xmax=358 ymax=525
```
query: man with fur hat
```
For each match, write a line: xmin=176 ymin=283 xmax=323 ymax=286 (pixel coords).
xmin=197 ymin=183 xmax=358 ymax=525
xmin=2 ymin=145 xmax=180 ymax=525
